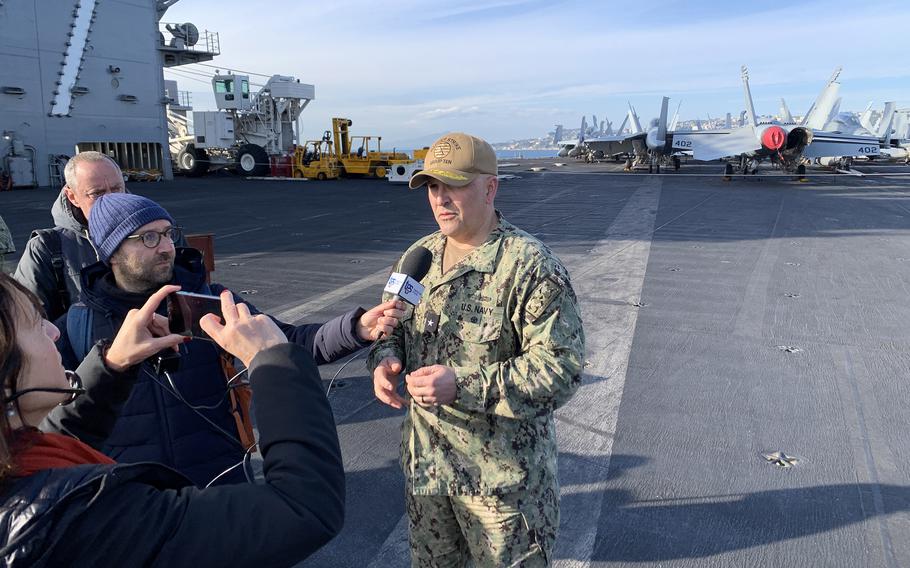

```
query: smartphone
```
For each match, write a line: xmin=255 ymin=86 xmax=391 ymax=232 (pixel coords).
xmin=167 ymin=291 xmax=224 ymax=338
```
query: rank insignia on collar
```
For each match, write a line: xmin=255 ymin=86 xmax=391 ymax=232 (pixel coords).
xmin=424 ymin=312 xmax=439 ymax=333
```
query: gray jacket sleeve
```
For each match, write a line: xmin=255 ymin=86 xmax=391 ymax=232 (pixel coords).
xmin=211 ymin=284 xmax=370 ymax=364
xmin=40 ymin=342 xmax=140 ymax=449
xmin=0 ymin=215 xmax=14 ymax=255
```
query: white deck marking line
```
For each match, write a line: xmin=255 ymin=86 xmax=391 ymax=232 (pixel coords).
xmin=554 ymin=177 xmax=661 ymax=567
xmin=273 ymin=270 xmax=391 ymax=324
xmin=215 ymin=227 xmax=264 ymax=240
xmin=732 ymin=193 xmax=786 ymax=338
xmin=301 ymin=212 xmax=333 ymax=221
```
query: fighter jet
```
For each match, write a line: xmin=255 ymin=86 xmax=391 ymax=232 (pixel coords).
xmin=670 ymin=66 xmax=881 ymax=175
xmin=892 ymin=109 xmax=910 ymax=164
xmin=797 ymin=71 xmax=899 ymax=168
xmin=556 ymin=116 xmax=588 ymax=157
xmin=812 ymin=98 xmax=906 ymax=167
xmin=858 ymin=104 xmax=910 ymax=164
xmin=580 ymin=98 xmax=682 ymax=171
xmin=890 ymin=109 xmax=910 ymax=163
xmin=578 ymin=104 xmax=640 ymax=161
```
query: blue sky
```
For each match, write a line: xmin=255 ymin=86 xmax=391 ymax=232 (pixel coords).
xmin=163 ymin=0 xmax=910 ymax=147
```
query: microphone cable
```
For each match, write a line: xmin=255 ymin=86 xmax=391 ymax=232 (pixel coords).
xmin=325 ymin=330 xmax=395 ymax=397
xmin=144 ymin=368 xmax=257 ymax=484
xmin=205 ymin=442 xmax=257 ymax=488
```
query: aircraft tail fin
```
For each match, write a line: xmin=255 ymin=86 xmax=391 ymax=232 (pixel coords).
xmin=616 ymin=114 xmax=629 ymax=135
xmin=628 ymin=102 xmax=643 ymax=134
xmin=800 ymin=102 xmax=814 ymax=125
xmin=724 ymin=112 xmax=732 ymax=129
xmin=892 ymin=110 xmax=910 ymax=141
xmin=805 ymin=66 xmax=842 ymax=130
xmin=827 ymin=97 xmax=842 ymax=125
xmin=859 ymin=102 xmax=876 ymax=132
xmin=579 ymin=115 xmax=587 ymax=143
xmin=553 ymin=124 xmax=564 ymax=145
xmin=657 ymin=97 xmax=669 ymax=140
xmin=877 ymin=101 xmax=896 ymax=140
xmin=669 ymin=100 xmax=682 ymax=131
xmin=741 ymin=66 xmax=758 ymax=128
xmin=779 ymin=98 xmax=794 ymax=123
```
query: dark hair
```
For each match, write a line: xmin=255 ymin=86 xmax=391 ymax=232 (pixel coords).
xmin=0 ymin=273 xmax=45 ymax=482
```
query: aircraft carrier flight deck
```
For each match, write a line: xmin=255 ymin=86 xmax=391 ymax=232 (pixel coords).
xmin=3 ymin=162 xmax=910 ymax=567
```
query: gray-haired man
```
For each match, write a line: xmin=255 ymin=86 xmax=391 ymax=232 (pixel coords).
xmin=14 ymin=151 xmax=126 ymax=320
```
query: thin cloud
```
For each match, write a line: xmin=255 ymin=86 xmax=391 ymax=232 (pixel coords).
xmin=164 ymin=0 xmax=910 ymax=142
xmin=419 ymin=106 xmax=484 ymax=120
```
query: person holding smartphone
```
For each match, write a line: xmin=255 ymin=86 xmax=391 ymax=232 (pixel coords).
xmin=49 ymin=193 xmax=403 ymax=487
xmin=0 ymin=275 xmax=344 ymax=566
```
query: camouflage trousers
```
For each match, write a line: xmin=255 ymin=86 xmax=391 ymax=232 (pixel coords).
xmin=406 ymin=485 xmax=558 ymax=568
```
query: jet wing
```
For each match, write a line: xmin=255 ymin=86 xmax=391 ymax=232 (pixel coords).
xmin=671 ymin=128 xmax=760 ymax=161
xmin=802 ymin=133 xmax=880 ymax=158
xmin=583 ymin=133 xmax=641 ymax=155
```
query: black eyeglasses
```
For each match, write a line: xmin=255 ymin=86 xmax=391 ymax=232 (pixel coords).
xmin=4 ymin=370 xmax=85 ymax=407
xmin=125 ymin=226 xmax=182 ymax=249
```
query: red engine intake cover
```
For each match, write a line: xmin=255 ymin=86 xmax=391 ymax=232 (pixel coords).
xmin=761 ymin=125 xmax=786 ymax=151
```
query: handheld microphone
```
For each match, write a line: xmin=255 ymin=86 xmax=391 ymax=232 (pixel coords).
xmin=326 ymin=246 xmax=433 ymax=395
xmin=384 ymin=246 xmax=433 ymax=306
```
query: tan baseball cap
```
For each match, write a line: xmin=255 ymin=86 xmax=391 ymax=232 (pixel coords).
xmin=409 ymin=132 xmax=498 ymax=189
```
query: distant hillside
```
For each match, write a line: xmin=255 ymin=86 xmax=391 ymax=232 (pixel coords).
xmin=388 ymin=131 xmax=563 ymax=152
xmin=491 ymin=129 xmax=569 ymax=150
xmin=491 ymin=137 xmax=559 ymax=151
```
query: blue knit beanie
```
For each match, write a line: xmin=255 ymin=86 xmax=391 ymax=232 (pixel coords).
xmin=89 ymin=193 xmax=174 ymax=264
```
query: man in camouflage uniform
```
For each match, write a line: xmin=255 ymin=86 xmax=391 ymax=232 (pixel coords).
xmin=368 ymin=132 xmax=585 ymax=567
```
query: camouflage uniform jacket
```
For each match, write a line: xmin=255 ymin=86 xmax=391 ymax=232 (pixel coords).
xmin=369 ymin=214 xmax=585 ymax=496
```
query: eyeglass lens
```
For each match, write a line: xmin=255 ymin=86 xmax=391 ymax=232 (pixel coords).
xmin=141 ymin=227 xmax=180 ymax=247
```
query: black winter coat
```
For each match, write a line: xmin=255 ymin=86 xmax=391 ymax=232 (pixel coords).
xmin=0 ymin=343 xmax=345 ymax=567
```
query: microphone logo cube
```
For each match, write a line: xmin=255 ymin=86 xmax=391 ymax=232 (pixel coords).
xmin=384 ymin=272 xmax=425 ymax=305
xmin=385 ymin=274 xmax=402 ymax=290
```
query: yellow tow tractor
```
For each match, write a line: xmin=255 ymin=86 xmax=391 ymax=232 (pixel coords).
xmin=291 ymin=136 xmax=341 ymax=180
xmin=292 ymin=118 xmax=415 ymax=180
xmin=330 ymin=118 xmax=413 ymax=179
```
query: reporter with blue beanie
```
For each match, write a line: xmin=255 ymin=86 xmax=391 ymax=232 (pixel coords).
xmin=49 ymin=193 xmax=404 ymax=486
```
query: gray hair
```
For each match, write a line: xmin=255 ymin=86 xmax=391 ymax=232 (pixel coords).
xmin=63 ymin=151 xmax=121 ymax=190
